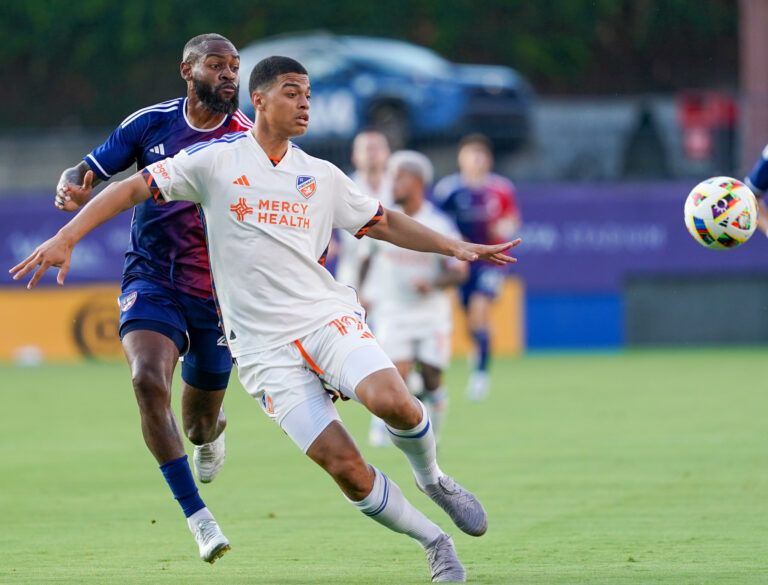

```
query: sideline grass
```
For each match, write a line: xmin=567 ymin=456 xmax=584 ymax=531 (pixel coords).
xmin=1 ymin=348 xmax=767 ymax=584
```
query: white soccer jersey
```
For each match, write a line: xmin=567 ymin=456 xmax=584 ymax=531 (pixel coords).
xmin=148 ymin=130 xmax=382 ymax=357
xmin=334 ymin=171 xmax=393 ymax=289
xmin=367 ymin=200 xmax=462 ymax=334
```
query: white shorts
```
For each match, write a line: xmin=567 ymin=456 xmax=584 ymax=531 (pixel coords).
xmin=236 ymin=312 xmax=395 ymax=452
xmin=375 ymin=319 xmax=452 ymax=370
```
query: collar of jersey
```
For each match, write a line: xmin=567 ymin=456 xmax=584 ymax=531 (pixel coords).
xmin=246 ymin=130 xmax=293 ymax=168
xmin=182 ymin=97 xmax=230 ymax=133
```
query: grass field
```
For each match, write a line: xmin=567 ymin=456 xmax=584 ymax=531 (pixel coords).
xmin=2 ymin=348 xmax=767 ymax=585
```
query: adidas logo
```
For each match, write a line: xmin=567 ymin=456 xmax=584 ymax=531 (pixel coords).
xmin=233 ymin=175 xmax=250 ymax=186
xmin=149 ymin=144 xmax=166 ymax=156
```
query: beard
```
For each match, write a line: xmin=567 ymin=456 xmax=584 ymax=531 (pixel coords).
xmin=193 ymin=77 xmax=239 ymax=114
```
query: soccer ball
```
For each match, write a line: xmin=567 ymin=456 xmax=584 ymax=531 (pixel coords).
xmin=684 ymin=176 xmax=758 ymax=249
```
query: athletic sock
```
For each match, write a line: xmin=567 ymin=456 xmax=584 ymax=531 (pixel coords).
xmin=423 ymin=386 xmax=447 ymax=444
xmin=349 ymin=466 xmax=443 ymax=548
xmin=386 ymin=400 xmax=442 ymax=487
xmin=471 ymin=328 xmax=491 ymax=372
xmin=159 ymin=454 xmax=206 ymax=518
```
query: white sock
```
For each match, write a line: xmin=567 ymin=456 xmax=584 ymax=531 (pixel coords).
xmin=349 ymin=466 xmax=443 ymax=548
xmin=423 ymin=387 xmax=447 ymax=444
xmin=187 ymin=506 xmax=214 ymax=530
xmin=386 ymin=400 xmax=442 ymax=488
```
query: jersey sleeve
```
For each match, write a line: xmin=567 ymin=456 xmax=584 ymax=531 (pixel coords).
xmin=745 ymin=144 xmax=768 ymax=196
xmin=85 ymin=110 xmax=150 ymax=181
xmin=145 ymin=149 xmax=205 ymax=204
xmin=331 ymin=167 xmax=383 ymax=238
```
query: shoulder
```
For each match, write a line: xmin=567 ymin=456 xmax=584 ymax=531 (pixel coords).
xmin=292 ymin=145 xmax=343 ymax=179
xmin=487 ymin=173 xmax=516 ymax=194
xmin=118 ymin=98 xmax=184 ymax=131
xmin=229 ymin=109 xmax=254 ymax=131
xmin=183 ymin=131 xmax=250 ymax=157
xmin=433 ymin=173 xmax=463 ymax=201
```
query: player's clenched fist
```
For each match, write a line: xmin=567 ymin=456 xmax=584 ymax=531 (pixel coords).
xmin=9 ymin=233 xmax=72 ymax=288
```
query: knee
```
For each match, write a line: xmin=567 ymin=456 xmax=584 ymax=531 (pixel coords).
xmin=131 ymin=365 xmax=171 ymax=407
xmin=326 ymin=453 xmax=372 ymax=500
xmin=375 ymin=392 xmax=423 ymax=429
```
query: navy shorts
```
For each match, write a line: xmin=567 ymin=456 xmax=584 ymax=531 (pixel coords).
xmin=459 ymin=264 xmax=505 ymax=308
xmin=117 ymin=277 xmax=231 ymax=391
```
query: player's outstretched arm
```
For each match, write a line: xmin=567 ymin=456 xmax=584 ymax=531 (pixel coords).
xmin=55 ymin=161 xmax=103 ymax=212
xmin=366 ymin=208 xmax=521 ymax=265
xmin=11 ymin=172 xmax=152 ymax=288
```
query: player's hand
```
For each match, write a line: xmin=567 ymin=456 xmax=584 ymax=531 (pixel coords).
xmin=453 ymin=238 xmax=521 ymax=265
xmin=55 ymin=170 xmax=94 ymax=212
xmin=9 ymin=233 xmax=73 ymax=289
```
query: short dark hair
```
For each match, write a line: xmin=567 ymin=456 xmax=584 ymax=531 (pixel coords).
xmin=458 ymin=133 xmax=493 ymax=154
xmin=182 ymin=33 xmax=232 ymax=64
xmin=249 ymin=56 xmax=308 ymax=94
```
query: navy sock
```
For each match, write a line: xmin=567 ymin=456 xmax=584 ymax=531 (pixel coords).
xmin=159 ymin=454 xmax=205 ymax=518
xmin=471 ymin=328 xmax=490 ymax=371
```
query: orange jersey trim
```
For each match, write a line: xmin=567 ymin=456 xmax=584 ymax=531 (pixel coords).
xmin=294 ymin=340 xmax=324 ymax=375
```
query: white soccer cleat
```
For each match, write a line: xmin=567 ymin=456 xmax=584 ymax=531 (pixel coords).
xmin=193 ymin=431 xmax=226 ymax=483
xmin=466 ymin=371 xmax=489 ymax=402
xmin=424 ymin=533 xmax=466 ymax=582
xmin=191 ymin=518 xmax=230 ymax=564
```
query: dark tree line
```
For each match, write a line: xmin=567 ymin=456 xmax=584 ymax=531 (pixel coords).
xmin=1 ymin=0 xmax=736 ymax=128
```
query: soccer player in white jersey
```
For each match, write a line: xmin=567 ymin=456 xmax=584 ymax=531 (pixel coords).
xmin=334 ymin=128 xmax=392 ymax=290
xmin=361 ymin=150 xmax=467 ymax=447
xmin=12 ymin=56 xmax=521 ymax=583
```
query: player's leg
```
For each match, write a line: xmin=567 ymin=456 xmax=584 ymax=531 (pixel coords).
xmin=288 ymin=396 xmax=466 ymax=583
xmin=179 ymin=294 xmax=233 ymax=483
xmin=181 ymin=384 xmax=226 ymax=482
xmin=297 ymin=315 xmax=487 ymax=537
xmin=368 ymin=359 xmax=411 ymax=448
xmin=118 ymin=283 xmax=228 ymax=563
xmin=415 ymin=330 xmax=452 ymax=444
xmin=419 ymin=362 xmax=447 ymax=444
xmin=348 ymin=352 xmax=488 ymax=538
xmin=464 ymin=266 xmax=503 ymax=401
xmin=236 ymin=347 xmax=465 ymax=582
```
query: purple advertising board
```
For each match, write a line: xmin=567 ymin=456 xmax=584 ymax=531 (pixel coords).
xmin=0 ymin=192 xmax=132 ymax=287
xmin=514 ymin=181 xmax=768 ymax=292
xmin=3 ymin=181 xmax=768 ymax=292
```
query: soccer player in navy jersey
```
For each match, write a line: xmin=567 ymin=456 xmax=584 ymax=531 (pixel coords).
xmin=744 ymin=146 xmax=768 ymax=236
xmin=53 ymin=33 xmax=253 ymax=563
xmin=433 ymin=134 xmax=521 ymax=401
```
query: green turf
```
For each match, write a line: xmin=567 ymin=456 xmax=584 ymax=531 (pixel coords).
xmin=1 ymin=349 xmax=767 ymax=584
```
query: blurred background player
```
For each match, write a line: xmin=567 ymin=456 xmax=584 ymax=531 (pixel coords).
xmin=433 ymin=134 xmax=521 ymax=401
xmin=361 ymin=151 xmax=467 ymax=447
xmin=334 ymin=129 xmax=392 ymax=290
xmin=52 ymin=33 xmax=253 ymax=562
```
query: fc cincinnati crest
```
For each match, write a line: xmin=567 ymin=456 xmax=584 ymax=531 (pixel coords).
xmin=118 ymin=291 xmax=138 ymax=312
xmin=296 ymin=175 xmax=317 ymax=199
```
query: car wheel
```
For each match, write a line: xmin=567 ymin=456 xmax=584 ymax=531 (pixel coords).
xmin=369 ymin=103 xmax=408 ymax=150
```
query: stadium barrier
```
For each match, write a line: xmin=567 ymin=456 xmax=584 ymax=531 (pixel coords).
xmin=0 ymin=285 xmax=122 ymax=362
xmin=0 ymin=280 xmax=523 ymax=363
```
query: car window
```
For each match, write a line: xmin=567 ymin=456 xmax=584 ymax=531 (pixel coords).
xmin=341 ymin=38 xmax=452 ymax=78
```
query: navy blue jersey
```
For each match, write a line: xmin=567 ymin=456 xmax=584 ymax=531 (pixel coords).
xmin=432 ymin=172 xmax=520 ymax=245
xmin=745 ymin=145 xmax=768 ymax=196
xmin=86 ymin=97 xmax=253 ymax=298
